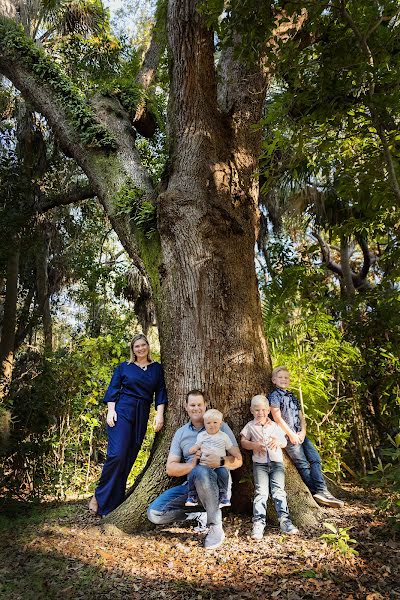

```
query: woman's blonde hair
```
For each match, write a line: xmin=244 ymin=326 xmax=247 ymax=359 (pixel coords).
xmin=128 ymin=333 xmax=152 ymax=364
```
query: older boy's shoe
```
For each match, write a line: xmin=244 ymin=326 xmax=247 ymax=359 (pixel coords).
xmin=279 ymin=517 xmax=299 ymax=535
xmin=204 ymin=524 xmax=225 ymax=549
xmin=313 ymin=492 xmax=344 ymax=508
xmin=251 ymin=521 xmax=265 ymax=540
xmin=185 ymin=496 xmax=199 ymax=507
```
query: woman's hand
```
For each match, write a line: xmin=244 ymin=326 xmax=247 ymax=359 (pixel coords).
xmin=154 ymin=413 xmax=164 ymax=432
xmin=106 ymin=407 xmax=118 ymax=427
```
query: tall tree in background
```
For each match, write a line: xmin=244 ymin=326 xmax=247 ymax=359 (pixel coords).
xmin=0 ymin=0 xmax=326 ymax=531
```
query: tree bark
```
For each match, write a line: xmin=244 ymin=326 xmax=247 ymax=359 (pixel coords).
xmin=35 ymin=216 xmax=53 ymax=351
xmin=0 ymin=236 xmax=20 ymax=405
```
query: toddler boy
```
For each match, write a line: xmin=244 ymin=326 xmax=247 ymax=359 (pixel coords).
xmin=186 ymin=409 xmax=240 ymax=508
xmin=241 ymin=395 xmax=299 ymax=540
xmin=269 ymin=366 xmax=344 ymax=508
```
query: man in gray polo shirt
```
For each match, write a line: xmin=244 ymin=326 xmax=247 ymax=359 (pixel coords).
xmin=147 ymin=389 xmax=242 ymax=549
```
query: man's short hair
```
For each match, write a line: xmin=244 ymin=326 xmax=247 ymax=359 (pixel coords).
xmin=185 ymin=389 xmax=205 ymax=403
xmin=271 ymin=366 xmax=290 ymax=379
xmin=203 ymin=408 xmax=223 ymax=421
xmin=250 ymin=394 xmax=269 ymax=408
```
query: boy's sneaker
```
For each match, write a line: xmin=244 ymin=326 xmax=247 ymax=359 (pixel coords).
xmin=193 ymin=512 xmax=208 ymax=533
xmin=251 ymin=521 xmax=265 ymax=541
xmin=313 ymin=492 xmax=344 ymax=508
xmin=204 ymin=524 xmax=225 ymax=549
xmin=279 ymin=517 xmax=299 ymax=535
xmin=218 ymin=495 xmax=231 ymax=508
xmin=185 ymin=496 xmax=199 ymax=507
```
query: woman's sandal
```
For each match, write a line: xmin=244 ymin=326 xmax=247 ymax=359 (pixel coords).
xmin=88 ymin=496 xmax=98 ymax=516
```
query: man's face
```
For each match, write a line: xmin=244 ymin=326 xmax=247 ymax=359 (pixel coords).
xmin=272 ymin=370 xmax=290 ymax=390
xmin=185 ymin=394 xmax=207 ymax=422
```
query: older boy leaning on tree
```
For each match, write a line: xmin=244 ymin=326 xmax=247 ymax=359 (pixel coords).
xmin=269 ymin=366 xmax=344 ymax=508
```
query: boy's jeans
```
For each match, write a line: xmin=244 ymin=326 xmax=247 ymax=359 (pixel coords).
xmin=253 ymin=461 xmax=289 ymax=523
xmin=187 ymin=465 xmax=229 ymax=500
xmin=285 ymin=436 xmax=328 ymax=495
xmin=147 ymin=464 xmax=227 ymax=526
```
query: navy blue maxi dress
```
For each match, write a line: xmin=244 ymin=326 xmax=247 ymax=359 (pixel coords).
xmin=95 ymin=361 xmax=167 ymax=516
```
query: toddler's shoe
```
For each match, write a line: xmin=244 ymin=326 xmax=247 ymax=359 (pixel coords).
xmin=279 ymin=517 xmax=299 ymax=535
xmin=192 ymin=512 xmax=208 ymax=533
xmin=313 ymin=492 xmax=344 ymax=508
xmin=185 ymin=496 xmax=199 ymax=507
xmin=251 ymin=521 xmax=265 ymax=541
xmin=218 ymin=495 xmax=231 ymax=508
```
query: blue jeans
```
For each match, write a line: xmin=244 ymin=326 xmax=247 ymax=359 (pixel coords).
xmin=285 ymin=436 xmax=328 ymax=495
xmin=187 ymin=466 xmax=229 ymax=500
xmin=147 ymin=464 xmax=224 ymax=526
xmin=253 ymin=461 xmax=289 ymax=523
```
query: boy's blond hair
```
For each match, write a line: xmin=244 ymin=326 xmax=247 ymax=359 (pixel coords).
xmin=271 ymin=366 xmax=290 ymax=379
xmin=250 ymin=394 xmax=269 ymax=408
xmin=203 ymin=408 xmax=223 ymax=421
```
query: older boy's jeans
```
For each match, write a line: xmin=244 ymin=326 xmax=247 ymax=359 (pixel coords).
xmin=253 ymin=461 xmax=289 ymax=523
xmin=285 ymin=436 xmax=328 ymax=495
xmin=147 ymin=465 xmax=226 ymax=526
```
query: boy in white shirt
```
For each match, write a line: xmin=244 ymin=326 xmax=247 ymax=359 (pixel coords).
xmin=186 ymin=409 xmax=240 ymax=508
xmin=241 ymin=395 xmax=299 ymax=540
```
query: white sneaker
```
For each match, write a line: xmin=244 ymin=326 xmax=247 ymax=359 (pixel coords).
xmin=251 ymin=521 xmax=265 ymax=541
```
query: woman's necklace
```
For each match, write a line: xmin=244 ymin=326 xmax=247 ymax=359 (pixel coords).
xmin=136 ymin=361 xmax=148 ymax=371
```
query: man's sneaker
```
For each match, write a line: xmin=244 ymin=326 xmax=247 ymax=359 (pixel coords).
xmin=204 ymin=524 xmax=225 ymax=549
xmin=192 ymin=512 xmax=208 ymax=533
xmin=279 ymin=517 xmax=299 ymax=535
xmin=218 ymin=495 xmax=231 ymax=508
xmin=185 ymin=496 xmax=199 ymax=507
xmin=251 ymin=521 xmax=265 ymax=541
xmin=313 ymin=492 xmax=344 ymax=508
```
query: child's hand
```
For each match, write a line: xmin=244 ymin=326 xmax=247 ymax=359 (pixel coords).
xmin=253 ymin=441 xmax=266 ymax=454
xmin=288 ymin=431 xmax=302 ymax=444
xmin=267 ymin=436 xmax=280 ymax=450
xmin=298 ymin=431 xmax=306 ymax=443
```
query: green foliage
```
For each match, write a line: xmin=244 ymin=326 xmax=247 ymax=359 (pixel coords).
xmin=114 ymin=182 xmax=157 ymax=238
xmin=0 ymin=18 xmax=117 ymax=151
xmin=320 ymin=522 xmax=359 ymax=557
xmin=365 ymin=434 xmax=400 ymax=490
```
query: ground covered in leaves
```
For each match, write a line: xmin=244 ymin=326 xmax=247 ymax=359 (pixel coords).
xmin=0 ymin=488 xmax=398 ymax=600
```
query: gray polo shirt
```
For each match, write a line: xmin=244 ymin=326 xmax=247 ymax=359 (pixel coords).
xmin=169 ymin=421 xmax=238 ymax=463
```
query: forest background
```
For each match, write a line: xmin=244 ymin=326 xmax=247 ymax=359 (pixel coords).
xmin=0 ymin=0 xmax=399 ymax=534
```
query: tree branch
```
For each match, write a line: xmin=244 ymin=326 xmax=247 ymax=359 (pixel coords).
xmin=0 ymin=17 xmax=155 ymax=278
xmin=36 ymin=181 xmax=94 ymax=213
xmin=133 ymin=10 xmax=165 ymax=136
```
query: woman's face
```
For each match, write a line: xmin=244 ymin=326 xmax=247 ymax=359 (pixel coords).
xmin=133 ymin=338 xmax=149 ymax=360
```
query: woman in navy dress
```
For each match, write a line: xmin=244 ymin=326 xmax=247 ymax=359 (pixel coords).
xmin=88 ymin=333 xmax=167 ymax=516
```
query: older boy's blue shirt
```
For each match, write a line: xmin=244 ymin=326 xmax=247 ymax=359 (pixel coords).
xmin=269 ymin=387 xmax=302 ymax=433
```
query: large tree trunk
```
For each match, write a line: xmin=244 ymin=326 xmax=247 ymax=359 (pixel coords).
xmin=0 ymin=4 xmax=321 ymax=532
xmin=104 ymin=0 xmax=320 ymax=532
